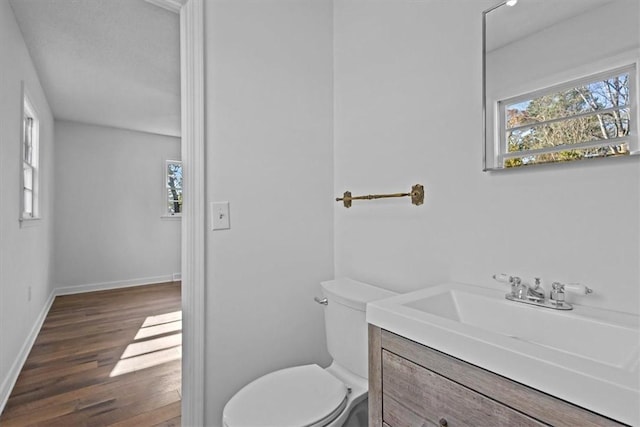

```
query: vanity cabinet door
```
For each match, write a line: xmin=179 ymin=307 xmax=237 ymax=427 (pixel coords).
xmin=381 ymin=350 xmax=544 ymax=427
xmin=369 ymin=326 xmax=626 ymax=427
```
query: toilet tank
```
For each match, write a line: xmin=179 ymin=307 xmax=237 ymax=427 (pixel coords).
xmin=321 ymin=278 xmax=396 ymax=379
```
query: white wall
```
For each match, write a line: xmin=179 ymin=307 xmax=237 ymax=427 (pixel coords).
xmin=204 ymin=0 xmax=334 ymax=424
xmin=53 ymin=120 xmax=181 ymax=291
xmin=334 ymin=0 xmax=640 ymax=314
xmin=0 ymin=0 xmax=55 ymax=408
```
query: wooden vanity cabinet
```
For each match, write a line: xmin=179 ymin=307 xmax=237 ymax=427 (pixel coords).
xmin=368 ymin=325 xmax=626 ymax=427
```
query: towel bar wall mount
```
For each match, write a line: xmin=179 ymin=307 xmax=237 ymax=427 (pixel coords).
xmin=336 ymin=184 xmax=424 ymax=208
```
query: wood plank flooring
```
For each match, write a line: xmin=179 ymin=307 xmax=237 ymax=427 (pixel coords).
xmin=0 ymin=282 xmax=182 ymax=426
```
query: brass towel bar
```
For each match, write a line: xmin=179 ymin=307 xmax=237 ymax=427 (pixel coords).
xmin=336 ymin=184 xmax=424 ymax=208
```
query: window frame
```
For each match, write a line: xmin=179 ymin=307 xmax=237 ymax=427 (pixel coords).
xmin=495 ymin=63 xmax=638 ymax=168
xmin=163 ymin=159 xmax=183 ymax=218
xmin=20 ymin=86 xmax=40 ymax=222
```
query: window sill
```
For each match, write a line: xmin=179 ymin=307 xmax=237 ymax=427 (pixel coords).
xmin=20 ymin=217 xmax=42 ymax=228
xmin=161 ymin=215 xmax=182 ymax=220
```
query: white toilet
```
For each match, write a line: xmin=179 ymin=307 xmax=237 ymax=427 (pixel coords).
xmin=222 ymin=278 xmax=396 ymax=427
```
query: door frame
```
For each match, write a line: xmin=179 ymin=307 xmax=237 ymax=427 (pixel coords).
xmin=179 ymin=0 xmax=205 ymax=425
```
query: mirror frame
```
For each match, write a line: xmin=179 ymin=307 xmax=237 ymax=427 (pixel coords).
xmin=482 ymin=0 xmax=640 ymax=172
xmin=482 ymin=1 xmax=507 ymax=172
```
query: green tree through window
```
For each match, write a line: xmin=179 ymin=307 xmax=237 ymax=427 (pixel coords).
xmin=500 ymin=68 xmax=632 ymax=168
xmin=166 ymin=161 xmax=182 ymax=215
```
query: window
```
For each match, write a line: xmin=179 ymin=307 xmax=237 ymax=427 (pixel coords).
xmin=165 ymin=160 xmax=183 ymax=216
xmin=21 ymin=91 xmax=39 ymax=220
xmin=496 ymin=64 xmax=637 ymax=168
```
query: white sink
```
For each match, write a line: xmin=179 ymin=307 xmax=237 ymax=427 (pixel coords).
xmin=367 ymin=282 xmax=640 ymax=426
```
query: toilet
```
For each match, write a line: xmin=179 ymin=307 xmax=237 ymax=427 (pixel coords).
xmin=222 ymin=278 xmax=396 ymax=427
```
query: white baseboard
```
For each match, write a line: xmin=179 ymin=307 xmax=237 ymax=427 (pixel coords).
xmin=54 ymin=275 xmax=177 ymax=296
xmin=0 ymin=290 xmax=56 ymax=415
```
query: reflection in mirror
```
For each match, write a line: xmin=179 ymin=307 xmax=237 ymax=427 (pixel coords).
xmin=483 ymin=0 xmax=640 ymax=170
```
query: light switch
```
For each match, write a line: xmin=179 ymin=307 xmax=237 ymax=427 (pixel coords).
xmin=211 ymin=201 xmax=230 ymax=230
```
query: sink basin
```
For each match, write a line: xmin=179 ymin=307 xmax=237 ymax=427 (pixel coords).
xmin=367 ymin=282 xmax=639 ymax=426
xmin=405 ymin=288 xmax=638 ymax=369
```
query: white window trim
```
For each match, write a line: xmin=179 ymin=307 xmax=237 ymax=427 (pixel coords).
xmin=162 ymin=159 xmax=183 ymax=218
xmin=486 ymin=50 xmax=640 ymax=170
xmin=495 ymin=63 xmax=637 ymax=167
xmin=20 ymin=84 xmax=41 ymax=223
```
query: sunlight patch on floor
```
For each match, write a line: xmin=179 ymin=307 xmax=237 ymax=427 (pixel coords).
xmin=142 ymin=310 xmax=182 ymax=327
xmin=110 ymin=311 xmax=182 ymax=378
xmin=111 ymin=345 xmax=182 ymax=377
xmin=135 ymin=320 xmax=182 ymax=340
xmin=121 ymin=333 xmax=182 ymax=359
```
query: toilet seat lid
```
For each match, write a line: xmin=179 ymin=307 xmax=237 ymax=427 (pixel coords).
xmin=223 ymin=364 xmax=348 ymax=427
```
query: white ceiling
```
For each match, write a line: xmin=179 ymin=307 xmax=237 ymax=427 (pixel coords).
xmin=9 ymin=0 xmax=181 ymax=137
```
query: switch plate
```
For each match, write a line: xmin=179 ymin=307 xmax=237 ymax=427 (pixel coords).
xmin=211 ymin=201 xmax=230 ymax=230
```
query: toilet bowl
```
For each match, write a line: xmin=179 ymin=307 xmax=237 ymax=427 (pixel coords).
xmin=222 ymin=278 xmax=396 ymax=427
xmin=222 ymin=362 xmax=366 ymax=427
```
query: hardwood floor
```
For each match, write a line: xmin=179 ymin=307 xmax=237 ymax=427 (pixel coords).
xmin=0 ymin=282 xmax=182 ymax=426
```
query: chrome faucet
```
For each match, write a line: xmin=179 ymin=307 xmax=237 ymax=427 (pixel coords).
xmin=526 ymin=277 xmax=546 ymax=301
xmin=493 ymin=274 xmax=542 ymax=301
xmin=493 ymin=274 xmax=592 ymax=311
xmin=509 ymin=276 xmax=545 ymax=302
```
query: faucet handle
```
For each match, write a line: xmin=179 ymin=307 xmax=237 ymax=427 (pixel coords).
xmin=493 ymin=273 xmax=513 ymax=284
xmin=564 ymin=283 xmax=593 ymax=295
xmin=493 ymin=273 xmax=521 ymax=285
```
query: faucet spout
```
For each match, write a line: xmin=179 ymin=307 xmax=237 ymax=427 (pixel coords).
xmin=526 ymin=277 xmax=545 ymax=301
xmin=526 ymin=285 xmax=545 ymax=301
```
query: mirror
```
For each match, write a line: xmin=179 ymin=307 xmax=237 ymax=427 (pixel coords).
xmin=483 ymin=0 xmax=640 ymax=170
